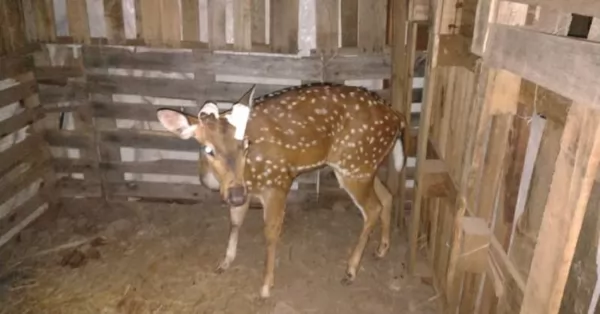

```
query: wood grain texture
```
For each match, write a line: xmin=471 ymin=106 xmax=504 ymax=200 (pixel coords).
xmin=316 ymin=0 xmax=339 ymax=53
xmin=234 ymin=0 xmax=252 ymax=50
xmin=139 ymin=0 xmax=162 ymax=45
xmin=341 ymin=0 xmax=358 ymax=47
xmin=357 ymin=0 xmax=387 ymax=52
xmin=251 ymin=0 xmax=266 ymax=44
xmin=0 ymin=55 xmax=34 ymax=80
xmin=485 ymin=25 xmax=600 ymax=110
xmin=66 ymin=0 xmax=90 ymax=43
xmin=0 ymin=80 xmax=38 ymax=109
xmin=520 ymin=105 xmax=600 ymax=314
xmin=160 ymin=0 xmax=182 ymax=47
xmin=270 ymin=0 xmax=299 ymax=53
xmin=208 ymin=0 xmax=227 ymax=49
xmin=181 ymin=0 xmax=200 ymax=41
xmin=103 ymin=0 xmax=126 ymax=44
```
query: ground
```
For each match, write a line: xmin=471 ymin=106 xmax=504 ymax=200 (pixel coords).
xmin=0 ymin=197 xmax=441 ymax=314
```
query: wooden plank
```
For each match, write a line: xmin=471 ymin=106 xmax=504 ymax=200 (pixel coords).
xmin=139 ymin=0 xmax=162 ymax=46
xmin=58 ymin=178 xmax=102 ymax=198
xmin=22 ymin=0 xmax=38 ymax=43
xmin=357 ymin=0 xmax=387 ymax=52
xmin=485 ymin=25 xmax=600 ymax=110
xmin=35 ymin=65 xmax=84 ymax=84
xmin=0 ymin=0 xmax=27 ymax=54
xmin=251 ymin=0 xmax=266 ymax=45
xmin=181 ymin=0 xmax=200 ymax=42
xmin=208 ymin=0 xmax=227 ymax=49
xmin=589 ymin=18 xmax=600 ymax=41
xmin=471 ymin=0 xmax=496 ymax=56
xmin=520 ymin=105 xmax=600 ymax=314
xmin=160 ymin=0 xmax=182 ymax=47
xmin=0 ymin=188 xmax=46 ymax=238
xmin=341 ymin=0 xmax=358 ymax=47
xmin=558 ymin=180 xmax=600 ymax=313
xmin=82 ymin=46 xmax=194 ymax=72
xmin=0 ymin=159 xmax=52 ymax=207
xmin=32 ymin=0 xmax=56 ymax=42
xmin=509 ymin=0 xmax=600 ymax=20
xmin=233 ymin=0 xmax=252 ymax=50
xmin=99 ymin=129 xmax=202 ymax=152
xmin=270 ymin=0 xmax=299 ymax=53
xmin=0 ymin=55 xmax=34 ymax=80
xmin=437 ymin=35 xmax=479 ymax=70
xmin=530 ymin=5 xmax=571 ymax=36
xmin=65 ymin=0 xmax=91 ymax=43
xmin=519 ymin=80 xmax=571 ymax=126
xmin=38 ymin=82 xmax=87 ymax=104
xmin=45 ymin=130 xmax=94 ymax=148
xmin=0 ymin=201 xmax=48 ymax=248
xmin=0 ymin=134 xmax=44 ymax=176
xmin=0 ymin=109 xmax=43 ymax=138
xmin=316 ymin=0 xmax=339 ymax=53
xmin=324 ymin=54 xmax=391 ymax=81
xmin=0 ymin=80 xmax=38 ymax=109
xmin=103 ymin=0 xmax=125 ymax=44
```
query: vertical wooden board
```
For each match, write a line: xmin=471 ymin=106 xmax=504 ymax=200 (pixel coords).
xmin=66 ymin=0 xmax=90 ymax=43
xmin=316 ymin=0 xmax=339 ymax=53
xmin=139 ymin=0 xmax=162 ymax=46
xmin=160 ymin=0 xmax=182 ymax=47
xmin=104 ymin=0 xmax=126 ymax=44
xmin=459 ymin=0 xmax=478 ymax=37
xmin=234 ymin=0 xmax=252 ymax=50
xmin=270 ymin=0 xmax=299 ymax=53
xmin=33 ymin=0 xmax=56 ymax=42
xmin=134 ymin=0 xmax=143 ymax=39
xmin=22 ymin=0 xmax=38 ymax=43
xmin=208 ymin=0 xmax=227 ymax=49
xmin=471 ymin=0 xmax=494 ymax=56
xmin=341 ymin=0 xmax=358 ymax=47
xmin=559 ymin=180 xmax=600 ymax=313
xmin=508 ymin=120 xmax=563 ymax=278
xmin=531 ymin=6 xmax=571 ymax=36
xmin=520 ymin=105 xmax=600 ymax=314
xmin=181 ymin=0 xmax=200 ymax=41
xmin=251 ymin=0 xmax=265 ymax=44
xmin=357 ymin=0 xmax=386 ymax=52
xmin=0 ymin=0 xmax=27 ymax=54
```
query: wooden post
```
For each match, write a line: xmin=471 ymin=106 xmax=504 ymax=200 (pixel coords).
xmin=519 ymin=104 xmax=600 ymax=314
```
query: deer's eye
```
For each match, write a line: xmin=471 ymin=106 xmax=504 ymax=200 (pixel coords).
xmin=204 ymin=145 xmax=215 ymax=156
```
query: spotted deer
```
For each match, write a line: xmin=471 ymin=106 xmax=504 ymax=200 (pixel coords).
xmin=156 ymin=83 xmax=407 ymax=298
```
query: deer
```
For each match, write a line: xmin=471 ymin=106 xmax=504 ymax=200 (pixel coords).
xmin=156 ymin=82 xmax=407 ymax=298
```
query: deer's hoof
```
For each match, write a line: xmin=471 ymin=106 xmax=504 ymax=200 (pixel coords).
xmin=340 ymin=272 xmax=355 ymax=286
xmin=374 ymin=243 xmax=390 ymax=259
xmin=214 ymin=261 xmax=230 ymax=274
xmin=259 ymin=285 xmax=271 ymax=298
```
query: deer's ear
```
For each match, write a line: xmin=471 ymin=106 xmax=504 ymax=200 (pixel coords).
xmin=237 ymin=85 xmax=256 ymax=109
xmin=157 ymin=109 xmax=198 ymax=140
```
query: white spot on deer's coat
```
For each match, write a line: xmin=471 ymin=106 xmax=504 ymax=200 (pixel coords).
xmin=315 ymin=108 xmax=327 ymax=115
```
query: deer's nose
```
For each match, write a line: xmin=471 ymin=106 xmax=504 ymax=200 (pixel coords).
xmin=228 ymin=185 xmax=247 ymax=207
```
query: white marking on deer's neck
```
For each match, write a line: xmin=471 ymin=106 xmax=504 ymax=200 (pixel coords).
xmin=201 ymin=171 xmax=221 ymax=190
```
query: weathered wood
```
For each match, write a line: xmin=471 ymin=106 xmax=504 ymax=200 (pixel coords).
xmin=0 ymin=200 xmax=48 ymax=248
xmin=103 ymin=0 xmax=126 ymax=44
xmin=139 ymin=0 xmax=162 ymax=46
xmin=0 ymin=55 xmax=34 ymax=80
xmin=58 ymin=178 xmax=102 ymax=198
xmin=208 ymin=0 xmax=227 ymax=49
xmin=83 ymin=46 xmax=194 ymax=72
xmin=0 ymin=109 xmax=43 ymax=138
xmin=316 ymin=0 xmax=339 ymax=53
xmin=270 ymin=0 xmax=299 ymax=53
xmin=0 ymin=159 xmax=52 ymax=207
xmin=234 ymin=0 xmax=252 ymax=50
xmin=0 ymin=134 xmax=44 ymax=176
xmin=0 ymin=0 xmax=27 ymax=55
xmin=471 ymin=0 xmax=495 ymax=56
xmin=559 ymin=180 xmax=600 ymax=314
xmin=530 ymin=6 xmax=571 ymax=35
xmin=38 ymin=81 xmax=87 ymax=104
xmin=509 ymin=0 xmax=600 ymax=20
xmin=419 ymin=159 xmax=457 ymax=199
xmin=45 ymin=130 xmax=94 ymax=148
xmin=438 ymin=35 xmax=479 ymax=70
xmin=32 ymin=0 xmax=56 ymax=42
xmin=519 ymin=80 xmax=570 ymax=126
xmin=251 ymin=0 xmax=266 ymax=45
xmin=589 ymin=18 xmax=600 ymax=41
xmin=520 ymin=105 xmax=600 ymax=314
xmin=357 ymin=0 xmax=387 ymax=52
xmin=35 ymin=65 xmax=84 ymax=84
xmin=181 ymin=0 xmax=200 ymax=42
xmin=341 ymin=0 xmax=358 ymax=47
xmin=100 ymin=129 xmax=200 ymax=152
xmin=485 ymin=25 xmax=600 ymax=110
xmin=323 ymin=54 xmax=391 ymax=81
xmin=160 ymin=0 xmax=182 ymax=47
xmin=456 ymin=217 xmax=491 ymax=273
xmin=0 ymin=80 xmax=38 ymax=109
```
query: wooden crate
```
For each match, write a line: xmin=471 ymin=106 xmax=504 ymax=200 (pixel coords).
xmin=410 ymin=0 xmax=600 ymax=313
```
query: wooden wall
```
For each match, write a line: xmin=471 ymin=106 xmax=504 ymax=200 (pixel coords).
xmin=0 ymin=1 xmax=58 ymax=248
xmin=409 ymin=0 xmax=600 ymax=313
xmin=0 ymin=0 xmax=430 ymax=219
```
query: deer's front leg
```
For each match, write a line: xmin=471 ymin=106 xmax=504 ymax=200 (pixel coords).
xmin=259 ymin=189 xmax=287 ymax=298
xmin=215 ymin=202 xmax=249 ymax=273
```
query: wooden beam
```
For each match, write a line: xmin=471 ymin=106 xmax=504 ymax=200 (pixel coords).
xmin=233 ymin=0 xmax=252 ymax=50
xmin=485 ymin=25 xmax=600 ymax=110
xmin=456 ymin=217 xmax=491 ymax=273
xmin=520 ymin=105 xmax=600 ymax=314
xmin=437 ymin=34 xmax=479 ymax=70
xmin=419 ymin=159 xmax=456 ymax=199
xmin=508 ymin=0 xmax=600 ymax=20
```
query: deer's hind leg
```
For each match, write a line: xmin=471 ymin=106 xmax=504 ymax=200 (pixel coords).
xmin=373 ymin=177 xmax=393 ymax=258
xmin=334 ymin=172 xmax=382 ymax=284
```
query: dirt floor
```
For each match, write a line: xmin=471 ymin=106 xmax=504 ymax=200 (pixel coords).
xmin=0 ymin=197 xmax=441 ymax=314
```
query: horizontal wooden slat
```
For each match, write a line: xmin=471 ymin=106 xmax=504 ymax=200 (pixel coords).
xmin=0 ymin=80 xmax=38 ymax=109
xmin=38 ymin=82 xmax=87 ymax=104
xmin=509 ymin=0 xmax=600 ymax=19
xmin=485 ymin=24 xmax=600 ymax=109
xmin=45 ymin=130 xmax=93 ymax=148
xmin=0 ymin=134 xmax=45 ymax=175
xmin=324 ymin=54 xmax=391 ymax=80
xmin=57 ymin=177 xmax=102 ymax=198
xmin=0 ymin=159 xmax=52 ymax=206
xmin=100 ymin=129 xmax=198 ymax=151
xmin=0 ymin=108 xmax=43 ymax=138
xmin=0 ymin=197 xmax=48 ymax=248
xmin=83 ymin=46 xmax=195 ymax=72
xmin=0 ymin=55 xmax=34 ymax=80
xmin=34 ymin=65 xmax=84 ymax=84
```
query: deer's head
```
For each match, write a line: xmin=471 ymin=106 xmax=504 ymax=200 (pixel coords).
xmin=156 ymin=86 xmax=256 ymax=207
